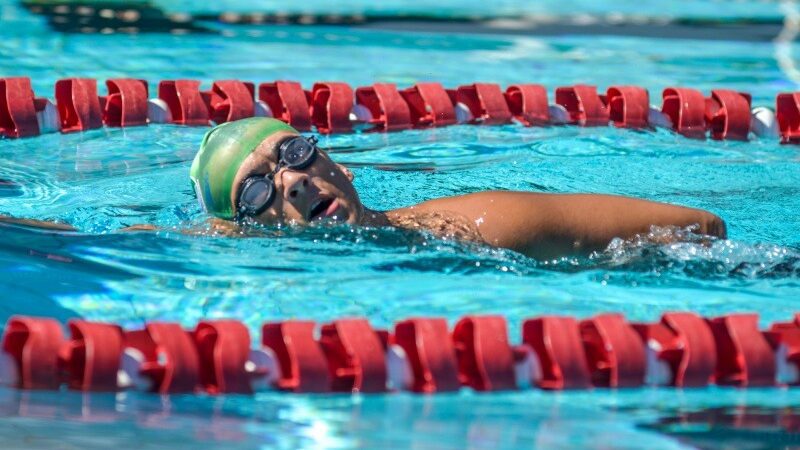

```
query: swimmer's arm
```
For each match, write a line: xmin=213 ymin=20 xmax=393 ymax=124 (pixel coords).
xmin=497 ymin=193 xmax=726 ymax=256
xmin=0 ymin=214 xmax=77 ymax=231
xmin=119 ymin=218 xmax=242 ymax=236
xmin=0 ymin=214 xmax=241 ymax=236
xmin=119 ymin=224 xmax=159 ymax=232
xmin=0 ymin=215 xmax=155 ymax=234
xmin=534 ymin=193 xmax=727 ymax=248
xmin=407 ymin=192 xmax=726 ymax=259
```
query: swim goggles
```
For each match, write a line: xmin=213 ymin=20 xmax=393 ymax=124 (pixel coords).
xmin=236 ymin=135 xmax=319 ymax=218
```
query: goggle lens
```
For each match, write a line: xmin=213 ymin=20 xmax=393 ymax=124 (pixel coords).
xmin=280 ymin=136 xmax=317 ymax=169
xmin=239 ymin=178 xmax=275 ymax=216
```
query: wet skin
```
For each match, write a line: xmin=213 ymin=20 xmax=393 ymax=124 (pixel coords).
xmin=231 ymin=131 xmax=727 ymax=260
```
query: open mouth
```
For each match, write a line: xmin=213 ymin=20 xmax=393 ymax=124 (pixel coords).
xmin=308 ymin=197 xmax=336 ymax=221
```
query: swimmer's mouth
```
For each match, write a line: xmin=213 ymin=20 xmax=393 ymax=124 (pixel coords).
xmin=308 ymin=197 xmax=336 ymax=221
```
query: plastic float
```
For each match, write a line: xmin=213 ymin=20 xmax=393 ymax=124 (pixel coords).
xmin=0 ymin=76 xmax=791 ymax=142
xmin=1 ymin=312 xmax=799 ymax=395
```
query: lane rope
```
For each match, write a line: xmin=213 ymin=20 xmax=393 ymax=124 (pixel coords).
xmin=3 ymin=76 xmax=799 ymax=143
xmin=0 ymin=312 xmax=798 ymax=395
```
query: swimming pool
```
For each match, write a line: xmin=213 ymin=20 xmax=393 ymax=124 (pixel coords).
xmin=2 ymin=0 xmax=800 ymax=448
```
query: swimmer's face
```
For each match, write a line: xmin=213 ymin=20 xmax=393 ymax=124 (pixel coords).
xmin=230 ymin=131 xmax=364 ymax=226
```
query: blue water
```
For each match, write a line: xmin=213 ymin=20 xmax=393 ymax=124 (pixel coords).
xmin=2 ymin=0 xmax=800 ymax=448
xmin=155 ymin=0 xmax=785 ymax=20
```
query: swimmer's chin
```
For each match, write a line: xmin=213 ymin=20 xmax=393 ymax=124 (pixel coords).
xmin=286 ymin=213 xmax=351 ymax=227
xmin=308 ymin=215 xmax=349 ymax=226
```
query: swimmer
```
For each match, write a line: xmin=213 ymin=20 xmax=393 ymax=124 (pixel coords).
xmin=187 ymin=117 xmax=726 ymax=259
xmin=0 ymin=117 xmax=725 ymax=259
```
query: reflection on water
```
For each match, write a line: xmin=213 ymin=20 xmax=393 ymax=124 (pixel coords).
xmin=0 ymin=179 xmax=23 ymax=198
xmin=5 ymin=387 xmax=800 ymax=449
xmin=0 ymin=388 xmax=548 ymax=449
xmin=642 ymin=406 xmax=800 ymax=450
xmin=0 ymin=388 xmax=688 ymax=449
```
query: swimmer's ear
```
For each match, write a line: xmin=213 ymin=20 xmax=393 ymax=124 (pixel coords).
xmin=336 ymin=163 xmax=354 ymax=181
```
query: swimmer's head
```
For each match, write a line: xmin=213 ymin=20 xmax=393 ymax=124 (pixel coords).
xmin=190 ymin=117 xmax=363 ymax=225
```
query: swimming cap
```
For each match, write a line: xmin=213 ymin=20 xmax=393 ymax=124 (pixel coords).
xmin=190 ymin=117 xmax=297 ymax=219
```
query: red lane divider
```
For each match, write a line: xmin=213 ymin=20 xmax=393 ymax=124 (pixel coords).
xmin=259 ymin=81 xmax=312 ymax=131
xmin=3 ymin=76 xmax=797 ymax=143
xmin=394 ymin=318 xmax=461 ymax=393
xmin=580 ymin=313 xmax=646 ymax=388
xmin=522 ymin=316 xmax=592 ymax=389
xmin=195 ymin=320 xmax=254 ymax=394
xmin=205 ymin=80 xmax=255 ymax=125
xmin=355 ymin=83 xmax=412 ymax=131
xmin=319 ymin=318 xmax=388 ymax=393
xmin=606 ymin=86 xmax=649 ymax=129
xmin=61 ymin=320 xmax=123 ymax=391
xmin=634 ymin=312 xmax=716 ymax=387
xmin=709 ymin=314 xmax=775 ymax=386
xmin=555 ymin=84 xmax=609 ymax=126
xmin=661 ymin=87 xmax=707 ymax=138
xmin=400 ymin=82 xmax=457 ymax=127
xmin=0 ymin=312 xmax=794 ymax=395
xmin=766 ymin=317 xmax=800 ymax=385
xmin=104 ymin=79 xmax=149 ymax=127
xmin=504 ymin=84 xmax=550 ymax=126
xmin=705 ymin=90 xmax=752 ymax=141
xmin=777 ymin=92 xmax=800 ymax=144
xmin=55 ymin=78 xmax=103 ymax=132
xmin=262 ymin=321 xmax=331 ymax=392
xmin=1 ymin=316 xmax=64 ymax=389
xmin=0 ymin=77 xmax=41 ymax=138
xmin=456 ymin=83 xmax=513 ymax=125
xmin=311 ymin=81 xmax=353 ymax=134
xmin=452 ymin=315 xmax=516 ymax=391
xmin=158 ymin=79 xmax=210 ymax=126
xmin=125 ymin=323 xmax=200 ymax=394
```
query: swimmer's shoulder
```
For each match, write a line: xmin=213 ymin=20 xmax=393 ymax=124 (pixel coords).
xmin=387 ymin=191 xmax=563 ymax=252
xmin=390 ymin=190 xmax=552 ymax=225
xmin=384 ymin=197 xmax=487 ymax=243
xmin=385 ymin=191 xmax=541 ymax=244
xmin=391 ymin=190 xmax=536 ymax=214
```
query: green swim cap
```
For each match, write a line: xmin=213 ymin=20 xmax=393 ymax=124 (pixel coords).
xmin=190 ymin=117 xmax=297 ymax=219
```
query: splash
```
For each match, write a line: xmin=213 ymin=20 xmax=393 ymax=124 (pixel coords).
xmin=590 ymin=225 xmax=800 ymax=281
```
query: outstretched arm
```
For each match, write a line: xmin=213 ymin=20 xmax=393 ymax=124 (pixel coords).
xmin=0 ymin=214 xmax=76 ymax=232
xmin=120 ymin=218 xmax=242 ymax=236
xmin=530 ymin=193 xmax=726 ymax=251
xmin=0 ymin=214 xmax=242 ymax=236
xmin=403 ymin=191 xmax=726 ymax=259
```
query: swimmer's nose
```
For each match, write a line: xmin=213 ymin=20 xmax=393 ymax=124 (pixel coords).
xmin=282 ymin=170 xmax=310 ymax=202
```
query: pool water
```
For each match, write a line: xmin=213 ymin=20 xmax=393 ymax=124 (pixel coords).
xmin=153 ymin=0 xmax=787 ymax=20
xmin=2 ymin=0 xmax=800 ymax=448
